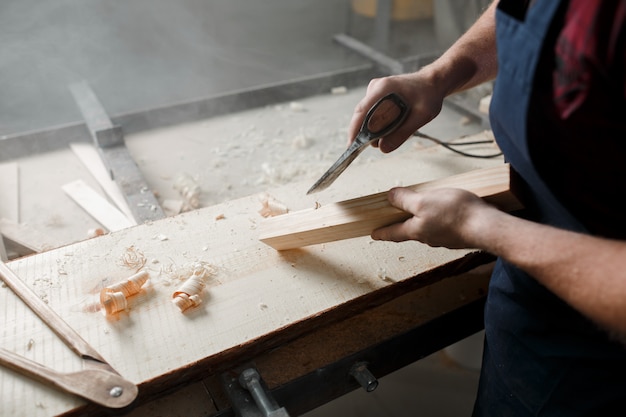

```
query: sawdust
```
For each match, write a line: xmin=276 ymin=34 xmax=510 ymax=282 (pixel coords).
xmin=119 ymin=245 xmax=147 ymax=271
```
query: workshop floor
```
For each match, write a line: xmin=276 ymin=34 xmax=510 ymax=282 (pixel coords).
xmin=1 ymin=1 xmax=489 ymax=416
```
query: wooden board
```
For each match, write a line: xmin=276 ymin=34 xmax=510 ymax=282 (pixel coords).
xmin=0 ymin=162 xmax=19 ymax=261
xmin=0 ymin=218 xmax=61 ymax=256
xmin=0 ymin=162 xmax=19 ymax=222
xmin=0 ymin=145 xmax=505 ymax=417
xmin=259 ymin=164 xmax=521 ymax=250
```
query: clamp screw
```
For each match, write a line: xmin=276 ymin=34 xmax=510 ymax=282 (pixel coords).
xmin=350 ymin=362 xmax=378 ymax=392
xmin=239 ymin=368 xmax=275 ymax=416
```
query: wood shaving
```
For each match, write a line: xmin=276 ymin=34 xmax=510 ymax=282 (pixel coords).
xmin=162 ymin=199 xmax=184 ymax=216
xmin=291 ymin=133 xmax=313 ymax=149
xmin=100 ymin=291 xmax=127 ymax=316
xmin=258 ymin=193 xmax=289 ymax=218
xmin=100 ymin=270 xmax=150 ymax=316
xmin=172 ymin=292 xmax=202 ymax=312
xmin=87 ymin=228 xmax=106 ymax=238
xmin=172 ymin=275 xmax=205 ymax=312
xmin=173 ymin=172 xmax=201 ymax=211
xmin=171 ymin=261 xmax=215 ymax=312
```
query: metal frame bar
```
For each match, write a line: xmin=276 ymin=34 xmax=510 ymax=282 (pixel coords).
xmin=69 ymin=80 xmax=165 ymax=223
xmin=0 ymin=65 xmax=380 ymax=162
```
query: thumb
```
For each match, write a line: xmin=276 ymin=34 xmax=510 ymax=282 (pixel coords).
xmin=387 ymin=187 xmax=422 ymax=215
xmin=370 ymin=188 xmax=423 ymax=242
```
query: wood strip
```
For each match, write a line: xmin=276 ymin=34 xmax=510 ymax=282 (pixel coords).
xmin=62 ymin=179 xmax=135 ymax=232
xmin=0 ymin=162 xmax=19 ymax=222
xmin=69 ymin=143 xmax=137 ymax=224
xmin=259 ymin=164 xmax=521 ymax=250
xmin=0 ymin=162 xmax=19 ymax=261
xmin=0 ymin=229 xmax=7 ymax=261
xmin=0 ymin=218 xmax=60 ymax=255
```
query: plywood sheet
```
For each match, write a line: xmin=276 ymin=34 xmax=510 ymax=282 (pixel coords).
xmin=0 ymin=142 xmax=504 ymax=417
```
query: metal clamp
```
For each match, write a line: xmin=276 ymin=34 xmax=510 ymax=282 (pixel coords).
xmin=222 ymin=367 xmax=290 ymax=417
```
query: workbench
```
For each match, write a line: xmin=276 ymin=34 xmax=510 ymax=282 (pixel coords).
xmin=0 ymin=66 xmax=500 ymax=416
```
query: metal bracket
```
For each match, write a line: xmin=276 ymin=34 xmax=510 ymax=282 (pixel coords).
xmin=221 ymin=366 xmax=290 ymax=417
xmin=69 ymin=81 xmax=165 ymax=224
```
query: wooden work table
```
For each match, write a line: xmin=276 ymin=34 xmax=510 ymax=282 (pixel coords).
xmin=0 ymin=135 xmax=504 ymax=416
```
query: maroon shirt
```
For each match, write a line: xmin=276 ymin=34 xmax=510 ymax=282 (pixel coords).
xmin=528 ymin=0 xmax=626 ymax=239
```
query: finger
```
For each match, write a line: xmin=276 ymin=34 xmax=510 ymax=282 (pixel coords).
xmin=386 ymin=187 xmax=422 ymax=214
xmin=347 ymin=85 xmax=386 ymax=145
xmin=371 ymin=188 xmax=423 ymax=242
xmin=346 ymin=100 xmax=369 ymax=146
xmin=371 ymin=219 xmax=416 ymax=242
xmin=376 ymin=123 xmax=418 ymax=153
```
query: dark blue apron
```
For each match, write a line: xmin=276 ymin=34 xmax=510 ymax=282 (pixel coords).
xmin=473 ymin=1 xmax=626 ymax=415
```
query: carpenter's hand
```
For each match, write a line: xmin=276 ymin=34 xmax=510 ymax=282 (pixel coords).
xmin=371 ymin=187 xmax=496 ymax=249
xmin=348 ymin=72 xmax=446 ymax=153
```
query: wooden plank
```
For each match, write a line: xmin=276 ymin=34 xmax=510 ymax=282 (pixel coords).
xmin=0 ymin=161 xmax=19 ymax=222
xmin=0 ymin=162 xmax=19 ymax=261
xmin=0 ymin=230 xmax=7 ymax=262
xmin=259 ymin=164 xmax=521 ymax=250
xmin=62 ymin=179 xmax=135 ymax=232
xmin=0 ymin=218 xmax=61 ymax=256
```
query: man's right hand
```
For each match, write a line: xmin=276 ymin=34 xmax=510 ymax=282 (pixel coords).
xmin=347 ymin=70 xmax=447 ymax=154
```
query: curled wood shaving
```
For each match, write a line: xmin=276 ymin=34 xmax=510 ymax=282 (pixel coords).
xmin=100 ymin=270 xmax=150 ymax=316
xmin=174 ymin=172 xmax=201 ymax=211
xmin=101 ymin=291 xmax=127 ymax=316
xmin=172 ymin=274 xmax=205 ymax=312
xmin=258 ymin=193 xmax=289 ymax=218
xmin=171 ymin=262 xmax=215 ymax=313
xmin=172 ymin=292 xmax=203 ymax=312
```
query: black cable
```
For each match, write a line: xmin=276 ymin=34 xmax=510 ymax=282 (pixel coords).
xmin=413 ymin=131 xmax=503 ymax=159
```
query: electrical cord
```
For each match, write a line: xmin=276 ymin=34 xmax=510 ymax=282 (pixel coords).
xmin=413 ymin=131 xmax=503 ymax=159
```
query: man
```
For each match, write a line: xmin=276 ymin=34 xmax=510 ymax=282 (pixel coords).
xmin=347 ymin=0 xmax=626 ymax=415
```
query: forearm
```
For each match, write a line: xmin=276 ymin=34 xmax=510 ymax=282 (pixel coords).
xmin=421 ymin=0 xmax=499 ymax=97
xmin=471 ymin=208 xmax=626 ymax=337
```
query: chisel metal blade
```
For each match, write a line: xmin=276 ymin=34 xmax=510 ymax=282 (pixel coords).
xmin=306 ymin=140 xmax=368 ymax=194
